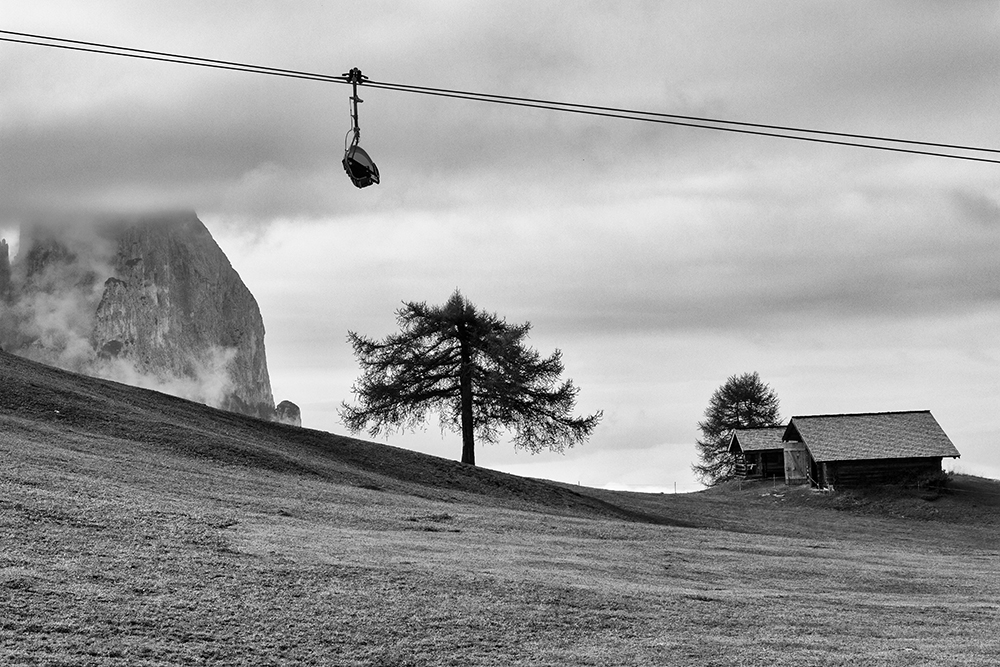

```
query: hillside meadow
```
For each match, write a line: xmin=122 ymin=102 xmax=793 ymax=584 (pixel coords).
xmin=2 ymin=350 xmax=999 ymax=666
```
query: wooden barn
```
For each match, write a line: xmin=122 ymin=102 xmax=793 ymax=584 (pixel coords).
xmin=728 ymin=426 xmax=787 ymax=480
xmin=782 ymin=410 xmax=961 ymax=488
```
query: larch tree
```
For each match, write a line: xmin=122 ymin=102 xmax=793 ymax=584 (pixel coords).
xmin=693 ymin=371 xmax=781 ymax=486
xmin=339 ymin=290 xmax=602 ymax=466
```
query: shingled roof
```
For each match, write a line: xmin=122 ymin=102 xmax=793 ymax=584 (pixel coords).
xmin=728 ymin=426 xmax=786 ymax=454
xmin=783 ymin=410 xmax=960 ymax=462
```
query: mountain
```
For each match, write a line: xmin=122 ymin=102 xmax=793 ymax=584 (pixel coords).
xmin=0 ymin=238 xmax=10 ymax=300
xmin=0 ymin=211 xmax=276 ymax=420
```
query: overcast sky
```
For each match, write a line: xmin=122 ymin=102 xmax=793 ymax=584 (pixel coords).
xmin=2 ymin=1 xmax=999 ymax=491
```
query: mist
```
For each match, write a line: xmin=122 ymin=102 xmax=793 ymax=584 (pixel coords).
xmin=0 ymin=217 xmax=239 ymax=410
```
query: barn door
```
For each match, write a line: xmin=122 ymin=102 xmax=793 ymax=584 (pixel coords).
xmin=783 ymin=443 xmax=810 ymax=485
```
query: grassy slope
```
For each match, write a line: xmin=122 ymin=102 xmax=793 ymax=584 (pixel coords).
xmin=2 ymin=350 xmax=999 ymax=666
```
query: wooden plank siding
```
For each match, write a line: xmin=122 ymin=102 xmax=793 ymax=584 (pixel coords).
xmin=783 ymin=442 xmax=810 ymax=484
xmin=817 ymin=456 xmax=944 ymax=488
xmin=734 ymin=454 xmax=748 ymax=478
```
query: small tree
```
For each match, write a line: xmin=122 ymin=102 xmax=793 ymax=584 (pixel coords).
xmin=340 ymin=290 xmax=602 ymax=465
xmin=693 ymin=371 xmax=781 ymax=486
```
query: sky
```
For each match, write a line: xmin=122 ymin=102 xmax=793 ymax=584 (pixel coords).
xmin=1 ymin=1 xmax=998 ymax=492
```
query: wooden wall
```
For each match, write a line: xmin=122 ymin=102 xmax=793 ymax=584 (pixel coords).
xmin=736 ymin=450 xmax=784 ymax=479
xmin=818 ymin=457 xmax=943 ymax=488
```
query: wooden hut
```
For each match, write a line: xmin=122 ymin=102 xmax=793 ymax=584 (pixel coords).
xmin=782 ymin=410 xmax=960 ymax=488
xmin=728 ymin=426 xmax=787 ymax=480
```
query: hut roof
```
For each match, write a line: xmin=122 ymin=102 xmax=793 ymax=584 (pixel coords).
xmin=728 ymin=426 xmax=787 ymax=454
xmin=783 ymin=410 xmax=960 ymax=463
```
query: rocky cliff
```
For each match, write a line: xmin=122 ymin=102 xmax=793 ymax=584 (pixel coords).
xmin=0 ymin=238 xmax=10 ymax=303
xmin=275 ymin=400 xmax=302 ymax=427
xmin=1 ymin=212 xmax=276 ymax=420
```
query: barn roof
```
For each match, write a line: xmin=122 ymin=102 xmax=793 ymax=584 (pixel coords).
xmin=728 ymin=426 xmax=787 ymax=454
xmin=783 ymin=410 xmax=961 ymax=463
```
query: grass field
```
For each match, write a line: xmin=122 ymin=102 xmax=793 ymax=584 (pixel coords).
xmin=2 ymin=350 xmax=999 ymax=666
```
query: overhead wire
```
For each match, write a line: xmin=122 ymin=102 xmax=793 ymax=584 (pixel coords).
xmin=363 ymin=80 xmax=1000 ymax=164
xmin=0 ymin=29 xmax=341 ymax=83
xmin=365 ymin=79 xmax=1000 ymax=156
xmin=2 ymin=28 xmax=999 ymax=165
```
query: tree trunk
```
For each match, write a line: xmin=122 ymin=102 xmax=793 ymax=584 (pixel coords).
xmin=458 ymin=328 xmax=476 ymax=465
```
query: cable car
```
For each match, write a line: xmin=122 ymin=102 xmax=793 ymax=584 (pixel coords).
xmin=342 ymin=67 xmax=380 ymax=189
xmin=343 ymin=142 xmax=379 ymax=188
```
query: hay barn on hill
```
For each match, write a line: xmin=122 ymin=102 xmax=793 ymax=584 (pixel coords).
xmin=729 ymin=410 xmax=960 ymax=488
xmin=728 ymin=426 xmax=787 ymax=480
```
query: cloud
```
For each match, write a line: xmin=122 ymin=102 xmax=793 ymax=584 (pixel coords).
xmin=4 ymin=1 xmax=998 ymax=228
xmin=93 ymin=345 xmax=237 ymax=409
xmin=0 ymin=215 xmax=239 ymax=410
xmin=0 ymin=219 xmax=117 ymax=365
xmin=953 ymin=191 xmax=1000 ymax=228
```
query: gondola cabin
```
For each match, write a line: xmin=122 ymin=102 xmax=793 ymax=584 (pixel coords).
xmin=343 ymin=144 xmax=380 ymax=188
